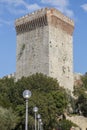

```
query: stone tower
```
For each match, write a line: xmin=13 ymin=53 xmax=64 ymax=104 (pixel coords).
xmin=15 ymin=8 xmax=74 ymax=91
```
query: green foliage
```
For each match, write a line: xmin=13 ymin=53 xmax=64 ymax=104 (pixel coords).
xmin=0 ymin=73 xmax=69 ymax=130
xmin=52 ymin=90 xmax=68 ymax=115
xmin=0 ymin=106 xmax=18 ymax=130
xmin=76 ymin=93 xmax=87 ymax=116
xmin=57 ymin=119 xmax=77 ymax=130
xmin=73 ymin=86 xmax=85 ymax=97
xmin=0 ymin=77 xmax=14 ymax=108
xmin=73 ymin=72 xmax=87 ymax=116
xmin=73 ymin=73 xmax=87 ymax=96
xmin=11 ymin=73 xmax=68 ymax=129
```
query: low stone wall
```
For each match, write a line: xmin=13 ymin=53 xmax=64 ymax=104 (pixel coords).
xmin=66 ymin=115 xmax=87 ymax=130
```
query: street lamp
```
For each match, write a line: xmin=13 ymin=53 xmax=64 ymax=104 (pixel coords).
xmin=33 ymin=107 xmax=38 ymax=130
xmin=39 ymin=119 xmax=42 ymax=130
xmin=37 ymin=114 xmax=41 ymax=130
xmin=23 ymin=90 xmax=32 ymax=130
xmin=40 ymin=122 xmax=43 ymax=130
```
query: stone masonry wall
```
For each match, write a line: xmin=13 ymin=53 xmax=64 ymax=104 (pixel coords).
xmin=15 ymin=8 xmax=74 ymax=92
xmin=16 ymin=26 xmax=49 ymax=79
xmin=48 ymin=14 xmax=73 ymax=91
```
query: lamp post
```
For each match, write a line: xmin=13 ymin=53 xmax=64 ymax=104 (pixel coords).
xmin=40 ymin=122 xmax=43 ymax=130
xmin=33 ymin=107 xmax=38 ymax=130
xmin=37 ymin=114 xmax=41 ymax=130
xmin=39 ymin=119 xmax=42 ymax=130
xmin=23 ymin=90 xmax=32 ymax=130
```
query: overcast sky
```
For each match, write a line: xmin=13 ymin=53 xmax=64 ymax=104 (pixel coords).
xmin=0 ymin=0 xmax=87 ymax=77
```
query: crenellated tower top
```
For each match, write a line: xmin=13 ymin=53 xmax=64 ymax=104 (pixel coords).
xmin=15 ymin=8 xmax=74 ymax=35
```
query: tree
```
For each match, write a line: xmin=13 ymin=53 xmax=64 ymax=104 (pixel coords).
xmin=11 ymin=73 xmax=68 ymax=130
xmin=74 ymin=72 xmax=87 ymax=116
xmin=0 ymin=73 xmax=69 ymax=130
xmin=76 ymin=93 xmax=87 ymax=116
xmin=57 ymin=119 xmax=77 ymax=130
xmin=0 ymin=106 xmax=18 ymax=130
xmin=0 ymin=77 xmax=15 ymax=108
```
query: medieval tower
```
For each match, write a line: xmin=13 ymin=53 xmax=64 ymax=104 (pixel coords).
xmin=15 ymin=8 xmax=74 ymax=91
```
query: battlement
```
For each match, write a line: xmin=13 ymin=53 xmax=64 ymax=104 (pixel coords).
xmin=15 ymin=8 xmax=48 ymax=26
xmin=15 ymin=8 xmax=74 ymax=35
xmin=15 ymin=8 xmax=74 ymax=26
